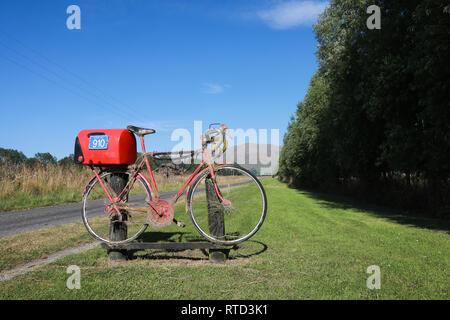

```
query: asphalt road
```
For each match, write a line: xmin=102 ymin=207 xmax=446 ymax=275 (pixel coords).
xmin=0 ymin=191 xmax=177 ymax=238
xmin=0 ymin=180 xmax=253 ymax=238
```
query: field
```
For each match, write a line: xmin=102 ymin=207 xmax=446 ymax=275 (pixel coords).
xmin=0 ymin=178 xmax=448 ymax=299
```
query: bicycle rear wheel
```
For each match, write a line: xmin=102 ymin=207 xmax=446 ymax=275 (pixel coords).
xmin=82 ymin=170 xmax=151 ymax=244
xmin=187 ymin=164 xmax=267 ymax=245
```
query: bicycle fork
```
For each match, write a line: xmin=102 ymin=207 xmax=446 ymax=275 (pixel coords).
xmin=90 ymin=168 xmax=125 ymax=220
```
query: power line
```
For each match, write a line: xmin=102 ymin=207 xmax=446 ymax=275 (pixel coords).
xmin=0 ymin=53 xmax=137 ymax=121
xmin=0 ymin=29 xmax=148 ymax=122
xmin=12 ymin=39 xmax=146 ymax=120
xmin=0 ymin=40 xmax=139 ymax=121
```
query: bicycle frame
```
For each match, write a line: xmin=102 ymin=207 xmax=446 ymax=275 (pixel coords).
xmin=86 ymin=133 xmax=228 ymax=218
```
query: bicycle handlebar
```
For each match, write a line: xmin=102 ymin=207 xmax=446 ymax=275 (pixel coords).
xmin=202 ymin=123 xmax=230 ymax=157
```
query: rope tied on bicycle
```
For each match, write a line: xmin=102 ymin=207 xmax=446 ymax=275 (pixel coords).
xmin=202 ymin=123 xmax=232 ymax=159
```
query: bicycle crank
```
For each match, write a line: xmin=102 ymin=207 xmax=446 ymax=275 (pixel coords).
xmin=147 ymin=199 xmax=174 ymax=228
xmin=173 ymin=218 xmax=186 ymax=228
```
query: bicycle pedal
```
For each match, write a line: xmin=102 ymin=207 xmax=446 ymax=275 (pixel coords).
xmin=176 ymin=221 xmax=186 ymax=228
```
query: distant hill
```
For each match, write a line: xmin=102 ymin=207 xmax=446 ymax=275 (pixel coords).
xmin=169 ymin=143 xmax=281 ymax=176
xmin=218 ymin=143 xmax=281 ymax=175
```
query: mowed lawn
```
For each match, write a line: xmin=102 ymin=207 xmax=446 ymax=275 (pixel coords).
xmin=0 ymin=179 xmax=448 ymax=299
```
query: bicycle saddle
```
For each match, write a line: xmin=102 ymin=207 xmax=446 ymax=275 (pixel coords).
xmin=127 ymin=125 xmax=156 ymax=136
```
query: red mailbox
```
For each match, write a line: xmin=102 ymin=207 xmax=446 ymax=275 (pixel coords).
xmin=74 ymin=129 xmax=137 ymax=165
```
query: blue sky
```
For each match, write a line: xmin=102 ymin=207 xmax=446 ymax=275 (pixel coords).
xmin=0 ymin=0 xmax=328 ymax=159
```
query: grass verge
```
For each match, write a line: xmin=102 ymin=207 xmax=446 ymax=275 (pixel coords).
xmin=0 ymin=179 xmax=448 ymax=299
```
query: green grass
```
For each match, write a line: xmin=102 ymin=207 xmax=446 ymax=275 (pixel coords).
xmin=0 ymin=221 xmax=98 ymax=272
xmin=0 ymin=179 xmax=448 ymax=299
xmin=0 ymin=190 xmax=80 ymax=212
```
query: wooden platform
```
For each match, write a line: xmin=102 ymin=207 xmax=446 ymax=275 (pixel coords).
xmin=100 ymin=241 xmax=233 ymax=251
xmin=104 ymin=174 xmax=233 ymax=263
xmin=101 ymin=242 xmax=235 ymax=263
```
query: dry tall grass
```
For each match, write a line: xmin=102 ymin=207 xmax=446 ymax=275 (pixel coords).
xmin=0 ymin=164 xmax=191 ymax=211
xmin=0 ymin=164 xmax=91 ymax=196
xmin=0 ymin=163 xmax=250 ymax=211
xmin=0 ymin=164 xmax=92 ymax=211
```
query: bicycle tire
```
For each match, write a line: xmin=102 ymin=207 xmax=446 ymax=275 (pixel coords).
xmin=187 ymin=164 xmax=267 ymax=245
xmin=81 ymin=170 xmax=151 ymax=244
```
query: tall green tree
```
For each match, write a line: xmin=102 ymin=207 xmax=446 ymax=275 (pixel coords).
xmin=279 ymin=0 xmax=450 ymax=214
xmin=0 ymin=147 xmax=27 ymax=164
xmin=35 ymin=152 xmax=57 ymax=165
xmin=58 ymin=154 xmax=75 ymax=167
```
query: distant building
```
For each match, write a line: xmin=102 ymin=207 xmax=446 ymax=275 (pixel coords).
xmin=220 ymin=143 xmax=281 ymax=176
xmin=259 ymin=167 xmax=277 ymax=176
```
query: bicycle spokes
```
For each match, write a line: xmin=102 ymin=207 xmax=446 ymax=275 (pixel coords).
xmin=82 ymin=171 xmax=150 ymax=243
xmin=188 ymin=165 xmax=267 ymax=244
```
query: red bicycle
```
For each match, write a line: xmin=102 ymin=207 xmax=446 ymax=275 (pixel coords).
xmin=78 ymin=123 xmax=267 ymax=245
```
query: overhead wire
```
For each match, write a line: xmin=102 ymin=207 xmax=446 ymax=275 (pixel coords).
xmin=0 ymin=53 xmax=136 ymax=121
xmin=0 ymin=29 xmax=149 ymax=123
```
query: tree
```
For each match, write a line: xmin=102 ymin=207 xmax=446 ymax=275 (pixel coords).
xmin=35 ymin=152 xmax=57 ymax=165
xmin=278 ymin=72 xmax=336 ymax=186
xmin=25 ymin=157 xmax=39 ymax=167
xmin=0 ymin=147 xmax=27 ymax=164
xmin=279 ymin=0 xmax=450 ymax=215
xmin=58 ymin=154 xmax=75 ymax=167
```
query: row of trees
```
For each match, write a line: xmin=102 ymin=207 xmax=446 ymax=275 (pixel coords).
xmin=278 ymin=0 xmax=449 ymax=216
xmin=0 ymin=147 xmax=74 ymax=166
xmin=0 ymin=147 xmax=187 ymax=172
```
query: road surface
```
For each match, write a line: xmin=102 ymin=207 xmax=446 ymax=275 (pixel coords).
xmin=0 ymin=180 xmax=253 ymax=237
xmin=0 ymin=191 xmax=177 ymax=238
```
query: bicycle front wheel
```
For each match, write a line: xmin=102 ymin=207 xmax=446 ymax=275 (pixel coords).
xmin=82 ymin=170 xmax=151 ymax=244
xmin=187 ymin=164 xmax=267 ymax=245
